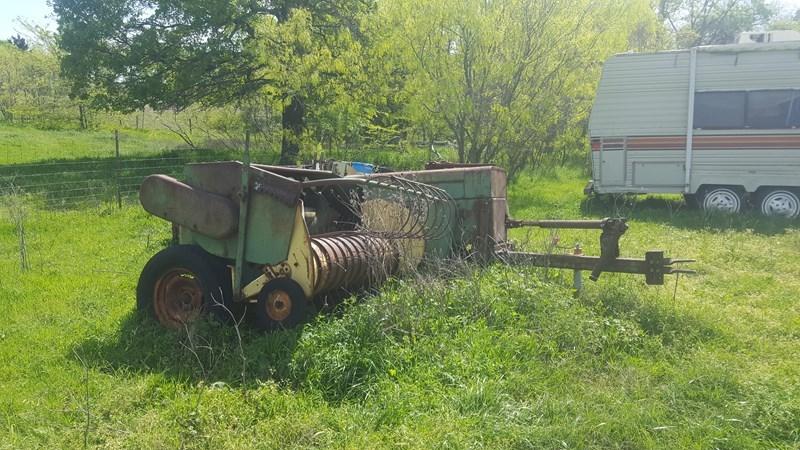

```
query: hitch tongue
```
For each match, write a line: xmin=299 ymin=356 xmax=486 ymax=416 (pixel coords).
xmin=500 ymin=217 xmax=694 ymax=285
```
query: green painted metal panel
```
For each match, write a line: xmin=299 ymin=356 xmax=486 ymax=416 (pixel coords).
xmin=242 ymin=194 xmax=295 ymax=264
xmin=427 ymin=181 xmax=465 ymax=199
xmin=180 ymin=229 xmax=237 ymax=259
xmin=179 ymin=193 xmax=296 ymax=265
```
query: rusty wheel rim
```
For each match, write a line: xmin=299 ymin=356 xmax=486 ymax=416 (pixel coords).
xmin=265 ymin=289 xmax=292 ymax=322
xmin=153 ymin=268 xmax=204 ymax=328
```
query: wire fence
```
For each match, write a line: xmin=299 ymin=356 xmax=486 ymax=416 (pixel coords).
xmin=0 ymin=130 xmax=263 ymax=209
xmin=0 ymin=129 xmax=457 ymax=211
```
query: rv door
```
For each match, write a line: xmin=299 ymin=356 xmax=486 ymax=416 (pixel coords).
xmin=599 ymin=138 xmax=626 ymax=186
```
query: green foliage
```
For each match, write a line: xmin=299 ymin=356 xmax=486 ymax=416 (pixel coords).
xmin=371 ymin=0 xmax=658 ymax=178
xmin=659 ymin=0 xmax=778 ymax=47
xmin=0 ymin=43 xmax=83 ymax=129
xmin=248 ymin=8 xmax=379 ymax=153
xmin=53 ymin=0 xmax=377 ymax=162
xmin=54 ymin=0 xmax=263 ymax=111
xmin=770 ymin=7 xmax=800 ymax=32
xmin=7 ymin=35 xmax=29 ymax=51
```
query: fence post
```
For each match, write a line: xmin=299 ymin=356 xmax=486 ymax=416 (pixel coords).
xmin=115 ymin=130 xmax=122 ymax=209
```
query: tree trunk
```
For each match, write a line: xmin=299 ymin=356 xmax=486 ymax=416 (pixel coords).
xmin=279 ymin=96 xmax=305 ymax=165
xmin=78 ymin=104 xmax=87 ymax=129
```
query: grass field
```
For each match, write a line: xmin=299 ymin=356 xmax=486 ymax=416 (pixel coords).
xmin=1 ymin=140 xmax=799 ymax=448
xmin=0 ymin=125 xmax=191 ymax=165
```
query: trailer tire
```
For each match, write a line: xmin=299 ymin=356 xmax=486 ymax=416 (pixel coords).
xmin=698 ymin=186 xmax=743 ymax=214
xmin=137 ymin=245 xmax=236 ymax=329
xmin=254 ymin=278 xmax=310 ymax=332
xmin=758 ymin=188 xmax=800 ymax=219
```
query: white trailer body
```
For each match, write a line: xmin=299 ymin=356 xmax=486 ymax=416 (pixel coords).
xmin=587 ymin=40 xmax=800 ymax=216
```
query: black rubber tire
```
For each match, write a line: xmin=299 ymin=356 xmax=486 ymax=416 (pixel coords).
xmin=757 ymin=188 xmax=800 ymax=219
xmin=136 ymin=245 xmax=237 ymax=328
xmin=253 ymin=278 xmax=310 ymax=332
xmin=683 ymin=193 xmax=699 ymax=209
xmin=698 ymin=186 xmax=744 ymax=214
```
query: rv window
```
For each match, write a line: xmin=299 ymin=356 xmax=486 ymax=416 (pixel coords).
xmin=694 ymin=92 xmax=746 ymax=129
xmin=746 ymin=90 xmax=794 ymax=129
xmin=790 ymin=93 xmax=800 ymax=128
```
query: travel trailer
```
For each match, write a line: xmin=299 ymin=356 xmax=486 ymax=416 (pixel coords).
xmin=587 ymin=31 xmax=800 ymax=217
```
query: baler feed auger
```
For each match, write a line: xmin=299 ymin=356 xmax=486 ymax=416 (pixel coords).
xmin=136 ymin=161 xmax=694 ymax=331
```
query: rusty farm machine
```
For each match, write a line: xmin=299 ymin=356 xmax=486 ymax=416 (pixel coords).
xmin=137 ymin=160 xmax=693 ymax=331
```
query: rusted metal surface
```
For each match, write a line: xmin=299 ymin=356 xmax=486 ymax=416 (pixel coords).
xmin=382 ymin=166 xmax=507 ymax=200
xmin=139 ymin=159 xmax=696 ymax=332
xmin=264 ymin=289 xmax=293 ymax=321
xmin=498 ymin=217 xmax=691 ymax=284
xmin=498 ymin=251 xmax=694 ymax=286
xmin=310 ymin=234 xmax=399 ymax=295
xmin=153 ymin=268 xmax=204 ymax=328
xmin=233 ymin=140 xmax=251 ymax=302
xmin=302 ymin=177 xmax=367 ymax=189
xmin=252 ymin=164 xmax=338 ymax=181
xmin=183 ymin=161 xmax=242 ymax=198
xmin=592 ymin=219 xmax=629 ymax=281
xmin=250 ymin=166 xmax=302 ymax=207
xmin=507 ymin=219 xmax=611 ymax=229
xmin=424 ymin=162 xmax=495 ymax=170
xmin=140 ymin=174 xmax=238 ymax=239
xmin=471 ymin=198 xmax=507 ymax=258
xmin=185 ymin=161 xmax=303 ymax=206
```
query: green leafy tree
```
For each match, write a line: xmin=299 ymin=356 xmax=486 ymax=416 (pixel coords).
xmin=8 ymin=35 xmax=29 ymax=51
xmin=769 ymin=8 xmax=800 ymax=31
xmin=0 ymin=40 xmax=82 ymax=129
xmin=53 ymin=0 xmax=375 ymax=162
xmin=373 ymin=0 xmax=652 ymax=177
xmin=249 ymin=9 xmax=379 ymax=157
xmin=658 ymin=0 xmax=777 ymax=47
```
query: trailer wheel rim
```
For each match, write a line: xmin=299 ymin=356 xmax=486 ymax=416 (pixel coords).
xmin=703 ymin=189 xmax=740 ymax=213
xmin=153 ymin=268 xmax=204 ymax=328
xmin=265 ymin=289 xmax=292 ymax=322
xmin=762 ymin=191 xmax=800 ymax=218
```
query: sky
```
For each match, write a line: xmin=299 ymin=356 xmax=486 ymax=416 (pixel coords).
xmin=1 ymin=0 xmax=55 ymax=38
xmin=1 ymin=0 xmax=799 ymax=39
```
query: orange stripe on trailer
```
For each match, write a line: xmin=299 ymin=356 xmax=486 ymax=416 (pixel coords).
xmin=592 ymin=134 xmax=800 ymax=151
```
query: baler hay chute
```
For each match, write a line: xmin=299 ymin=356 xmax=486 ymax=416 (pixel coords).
xmin=136 ymin=160 xmax=693 ymax=331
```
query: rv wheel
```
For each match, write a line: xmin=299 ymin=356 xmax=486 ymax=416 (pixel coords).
xmin=699 ymin=186 xmax=742 ymax=214
xmin=758 ymin=188 xmax=800 ymax=219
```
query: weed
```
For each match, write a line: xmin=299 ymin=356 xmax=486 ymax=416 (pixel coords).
xmin=0 ymin=147 xmax=798 ymax=447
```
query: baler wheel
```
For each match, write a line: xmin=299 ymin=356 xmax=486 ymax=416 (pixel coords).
xmin=254 ymin=278 xmax=310 ymax=332
xmin=137 ymin=245 xmax=236 ymax=329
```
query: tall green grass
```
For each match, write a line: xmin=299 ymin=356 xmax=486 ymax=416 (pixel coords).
xmin=1 ymin=161 xmax=798 ymax=447
xmin=0 ymin=125 xmax=192 ymax=165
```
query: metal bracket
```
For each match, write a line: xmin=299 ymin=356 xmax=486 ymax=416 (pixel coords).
xmin=500 ymin=216 xmax=694 ymax=285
